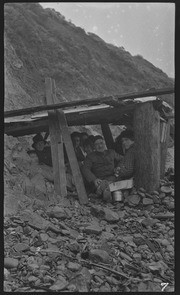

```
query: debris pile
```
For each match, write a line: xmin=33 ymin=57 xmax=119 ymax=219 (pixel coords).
xmin=4 ymin=178 xmax=174 ymax=292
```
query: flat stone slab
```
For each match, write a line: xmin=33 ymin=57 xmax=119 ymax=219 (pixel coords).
xmin=84 ymin=224 xmax=102 ymax=235
xmin=128 ymin=194 xmax=141 ymax=206
xmin=103 ymin=208 xmax=119 ymax=223
xmin=47 ymin=206 xmax=67 ymax=220
xmin=101 ymin=231 xmax=114 ymax=240
xmin=160 ymin=186 xmax=173 ymax=194
xmin=67 ymin=262 xmax=81 ymax=271
xmin=143 ymin=198 xmax=154 ymax=205
xmin=4 ymin=257 xmax=19 ymax=269
xmin=89 ymin=249 xmax=112 ymax=264
xmin=13 ymin=242 xmax=29 ymax=252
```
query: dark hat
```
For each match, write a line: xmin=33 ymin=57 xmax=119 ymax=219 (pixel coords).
xmin=32 ymin=133 xmax=45 ymax=149
xmin=93 ymin=135 xmax=104 ymax=143
xmin=121 ymin=130 xmax=134 ymax=140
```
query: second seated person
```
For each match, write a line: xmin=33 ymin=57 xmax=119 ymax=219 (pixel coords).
xmin=32 ymin=133 xmax=52 ymax=167
xmin=81 ymin=135 xmax=123 ymax=202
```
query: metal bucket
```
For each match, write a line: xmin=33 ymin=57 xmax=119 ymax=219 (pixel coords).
xmin=112 ymin=190 xmax=123 ymax=202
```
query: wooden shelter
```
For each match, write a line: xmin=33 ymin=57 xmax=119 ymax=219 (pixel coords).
xmin=4 ymin=78 xmax=174 ymax=202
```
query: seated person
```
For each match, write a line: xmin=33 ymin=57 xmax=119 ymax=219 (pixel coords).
xmin=83 ymin=138 xmax=94 ymax=156
xmin=88 ymin=135 xmax=95 ymax=145
xmin=32 ymin=133 xmax=52 ymax=167
xmin=80 ymin=132 xmax=89 ymax=157
xmin=114 ymin=129 xmax=135 ymax=180
xmin=80 ymin=132 xmax=89 ymax=145
xmin=81 ymin=135 xmax=123 ymax=202
xmin=71 ymin=131 xmax=86 ymax=163
xmin=114 ymin=133 xmax=125 ymax=156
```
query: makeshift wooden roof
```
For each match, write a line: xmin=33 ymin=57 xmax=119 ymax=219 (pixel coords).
xmin=4 ymin=87 xmax=174 ymax=137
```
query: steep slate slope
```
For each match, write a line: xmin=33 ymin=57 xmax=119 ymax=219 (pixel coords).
xmin=4 ymin=3 xmax=174 ymax=111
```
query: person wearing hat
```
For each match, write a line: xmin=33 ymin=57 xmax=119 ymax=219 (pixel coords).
xmin=114 ymin=129 xmax=135 ymax=180
xmin=71 ymin=132 xmax=86 ymax=163
xmin=81 ymin=135 xmax=123 ymax=202
xmin=32 ymin=133 xmax=52 ymax=167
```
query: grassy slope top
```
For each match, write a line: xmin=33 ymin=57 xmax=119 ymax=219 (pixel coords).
xmin=4 ymin=3 xmax=174 ymax=111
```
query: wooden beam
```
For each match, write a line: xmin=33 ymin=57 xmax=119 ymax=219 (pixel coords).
xmin=5 ymin=106 xmax=134 ymax=137
xmin=45 ymin=78 xmax=67 ymax=197
xmin=101 ymin=123 xmax=114 ymax=149
xmin=133 ymin=102 xmax=160 ymax=192
xmin=4 ymin=87 xmax=174 ymax=118
xmin=56 ymin=109 xmax=88 ymax=205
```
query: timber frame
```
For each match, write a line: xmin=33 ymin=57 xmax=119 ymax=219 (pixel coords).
xmin=4 ymin=78 xmax=174 ymax=199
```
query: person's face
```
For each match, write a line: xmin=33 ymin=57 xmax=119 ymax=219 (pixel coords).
xmin=73 ymin=137 xmax=80 ymax=148
xmin=29 ymin=153 xmax=39 ymax=163
xmin=84 ymin=145 xmax=93 ymax=155
xmin=94 ymin=139 xmax=106 ymax=153
xmin=82 ymin=135 xmax=88 ymax=142
xmin=122 ymin=138 xmax=134 ymax=150
xmin=35 ymin=141 xmax=45 ymax=151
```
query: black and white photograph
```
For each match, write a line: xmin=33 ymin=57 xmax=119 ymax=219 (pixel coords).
xmin=4 ymin=2 xmax=174 ymax=292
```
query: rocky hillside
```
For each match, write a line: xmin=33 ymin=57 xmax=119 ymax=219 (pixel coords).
xmin=4 ymin=2 xmax=174 ymax=111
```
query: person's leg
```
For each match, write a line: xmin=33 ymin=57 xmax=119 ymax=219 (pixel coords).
xmin=96 ymin=180 xmax=112 ymax=202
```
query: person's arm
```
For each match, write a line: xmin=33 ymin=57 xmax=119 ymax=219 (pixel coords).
xmin=44 ymin=132 xmax=49 ymax=141
xmin=81 ymin=156 xmax=97 ymax=183
xmin=112 ymin=149 xmax=124 ymax=163
xmin=117 ymin=148 xmax=135 ymax=179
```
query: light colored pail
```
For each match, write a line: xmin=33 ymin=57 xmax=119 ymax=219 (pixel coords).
xmin=113 ymin=190 xmax=123 ymax=202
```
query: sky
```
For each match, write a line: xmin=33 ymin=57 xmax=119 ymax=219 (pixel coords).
xmin=40 ymin=2 xmax=175 ymax=78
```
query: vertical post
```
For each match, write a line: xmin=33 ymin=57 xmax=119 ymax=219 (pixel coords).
xmin=101 ymin=123 xmax=114 ymax=149
xmin=52 ymin=79 xmax=67 ymax=196
xmin=45 ymin=78 xmax=67 ymax=197
xmin=57 ymin=109 xmax=89 ymax=204
xmin=160 ymin=119 xmax=170 ymax=178
xmin=133 ymin=102 xmax=160 ymax=192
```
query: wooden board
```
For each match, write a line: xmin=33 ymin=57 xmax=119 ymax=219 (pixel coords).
xmin=45 ymin=78 xmax=67 ymax=197
xmin=4 ymin=87 xmax=174 ymax=118
xmin=56 ymin=109 xmax=88 ymax=204
xmin=101 ymin=123 xmax=114 ymax=149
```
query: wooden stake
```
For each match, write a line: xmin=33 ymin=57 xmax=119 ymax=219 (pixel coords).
xmin=101 ymin=123 xmax=114 ymax=149
xmin=45 ymin=78 xmax=67 ymax=197
xmin=56 ymin=109 xmax=88 ymax=204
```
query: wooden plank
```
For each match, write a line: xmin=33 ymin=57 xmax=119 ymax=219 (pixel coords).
xmin=4 ymin=87 xmax=174 ymax=118
xmin=56 ymin=109 xmax=88 ymax=204
xmin=45 ymin=78 xmax=67 ymax=197
xmin=101 ymin=123 xmax=114 ymax=149
xmin=4 ymin=106 xmax=134 ymax=137
xmin=133 ymin=102 xmax=160 ymax=192
xmin=52 ymin=79 xmax=67 ymax=197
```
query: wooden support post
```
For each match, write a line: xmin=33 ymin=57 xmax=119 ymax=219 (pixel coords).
xmin=56 ymin=109 xmax=88 ymax=204
xmin=133 ymin=102 xmax=160 ymax=192
xmin=101 ymin=123 xmax=114 ymax=149
xmin=45 ymin=78 xmax=67 ymax=197
xmin=160 ymin=119 xmax=170 ymax=178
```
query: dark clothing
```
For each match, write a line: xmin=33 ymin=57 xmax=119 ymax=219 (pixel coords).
xmin=75 ymin=146 xmax=86 ymax=162
xmin=117 ymin=144 xmax=135 ymax=179
xmin=82 ymin=149 xmax=123 ymax=183
xmin=36 ymin=146 xmax=53 ymax=167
